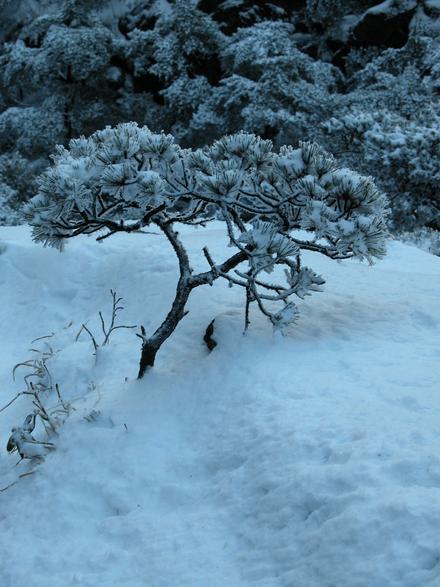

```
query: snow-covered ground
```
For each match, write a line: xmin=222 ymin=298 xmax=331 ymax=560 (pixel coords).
xmin=0 ymin=224 xmax=439 ymax=587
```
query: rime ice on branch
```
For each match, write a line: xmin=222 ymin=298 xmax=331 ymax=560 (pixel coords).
xmin=25 ymin=123 xmax=389 ymax=377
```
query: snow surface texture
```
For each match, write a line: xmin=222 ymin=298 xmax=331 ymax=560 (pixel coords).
xmin=0 ymin=225 xmax=439 ymax=587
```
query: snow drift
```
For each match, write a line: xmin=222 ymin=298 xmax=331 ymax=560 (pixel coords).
xmin=0 ymin=225 xmax=439 ymax=587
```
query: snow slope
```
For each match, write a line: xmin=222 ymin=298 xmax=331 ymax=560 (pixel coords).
xmin=0 ymin=225 xmax=439 ymax=587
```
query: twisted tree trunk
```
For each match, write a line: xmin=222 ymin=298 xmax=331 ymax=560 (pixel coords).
xmin=137 ymin=275 xmax=191 ymax=377
xmin=137 ymin=220 xmax=247 ymax=378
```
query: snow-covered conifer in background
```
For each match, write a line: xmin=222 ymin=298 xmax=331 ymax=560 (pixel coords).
xmin=0 ymin=0 xmax=128 ymax=224
xmin=26 ymin=123 xmax=389 ymax=377
xmin=192 ymin=20 xmax=339 ymax=147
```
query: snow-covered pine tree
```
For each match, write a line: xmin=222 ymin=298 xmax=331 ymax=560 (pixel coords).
xmin=25 ymin=124 xmax=389 ymax=378
xmin=323 ymin=35 xmax=440 ymax=231
xmin=0 ymin=1 xmax=122 ymax=145
xmin=128 ymin=0 xmax=224 ymax=146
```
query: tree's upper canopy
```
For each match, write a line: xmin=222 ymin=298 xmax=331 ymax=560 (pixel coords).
xmin=26 ymin=123 xmax=389 ymax=264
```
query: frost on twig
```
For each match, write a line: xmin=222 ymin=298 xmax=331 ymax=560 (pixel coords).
xmin=2 ymin=330 xmax=76 ymax=465
xmin=2 ymin=378 xmax=73 ymax=459
xmin=0 ymin=320 xmax=103 ymax=493
xmin=0 ymin=471 xmax=35 ymax=493
xmin=12 ymin=335 xmax=56 ymax=393
xmin=75 ymin=289 xmax=136 ymax=362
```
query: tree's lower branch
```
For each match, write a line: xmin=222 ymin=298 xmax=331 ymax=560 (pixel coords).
xmin=190 ymin=250 xmax=247 ymax=288
xmin=283 ymin=233 xmax=354 ymax=260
